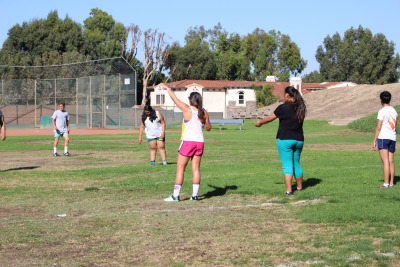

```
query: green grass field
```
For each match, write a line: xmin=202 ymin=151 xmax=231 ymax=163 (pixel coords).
xmin=1 ymin=120 xmax=400 ymax=266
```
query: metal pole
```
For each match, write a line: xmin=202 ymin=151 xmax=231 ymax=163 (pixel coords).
xmin=34 ymin=79 xmax=37 ymax=127
xmin=118 ymin=74 xmax=121 ymax=127
xmin=89 ymin=76 xmax=92 ymax=128
xmin=103 ymin=75 xmax=106 ymax=128
xmin=54 ymin=79 xmax=57 ymax=110
xmin=76 ymin=78 xmax=79 ymax=125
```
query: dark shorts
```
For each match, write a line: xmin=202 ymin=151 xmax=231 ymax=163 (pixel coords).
xmin=377 ymin=139 xmax=396 ymax=153
xmin=147 ymin=137 xmax=165 ymax=143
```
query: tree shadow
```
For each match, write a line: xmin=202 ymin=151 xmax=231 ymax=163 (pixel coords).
xmin=392 ymin=176 xmax=400 ymax=185
xmin=0 ymin=166 xmax=40 ymax=172
xmin=201 ymin=185 xmax=238 ymax=200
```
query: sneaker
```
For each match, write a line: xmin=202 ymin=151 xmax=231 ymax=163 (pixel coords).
xmin=53 ymin=153 xmax=60 ymax=157
xmin=296 ymin=188 xmax=303 ymax=191
xmin=389 ymin=184 xmax=394 ymax=187
xmin=379 ymin=184 xmax=389 ymax=188
xmin=151 ymin=162 xmax=156 ymax=165
xmin=164 ymin=194 xmax=179 ymax=202
xmin=63 ymin=152 xmax=70 ymax=156
xmin=190 ymin=196 xmax=199 ymax=201
xmin=163 ymin=161 xmax=168 ymax=165
xmin=284 ymin=191 xmax=293 ymax=196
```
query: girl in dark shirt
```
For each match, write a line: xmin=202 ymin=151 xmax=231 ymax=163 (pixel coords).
xmin=255 ymin=86 xmax=306 ymax=195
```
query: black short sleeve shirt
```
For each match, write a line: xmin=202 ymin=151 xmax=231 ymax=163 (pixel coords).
xmin=274 ymin=103 xmax=304 ymax=141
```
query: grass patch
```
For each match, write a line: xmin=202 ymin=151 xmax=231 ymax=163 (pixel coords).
xmin=1 ymin=119 xmax=400 ymax=266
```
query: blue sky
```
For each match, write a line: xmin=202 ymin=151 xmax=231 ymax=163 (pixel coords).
xmin=1 ymin=0 xmax=399 ymax=76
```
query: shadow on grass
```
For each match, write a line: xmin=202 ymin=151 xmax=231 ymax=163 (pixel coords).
xmin=0 ymin=166 xmax=40 ymax=172
xmin=202 ymin=185 xmax=238 ymax=200
xmin=303 ymin=178 xmax=322 ymax=190
xmin=393 ymin=176 xmax=400 ymax=185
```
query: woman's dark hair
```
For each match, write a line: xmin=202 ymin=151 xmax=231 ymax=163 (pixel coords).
xmin=285 ymin=86 xmax=307 ymax=123
xmin=188 ymin=92 xmax=206 ymax=123
xmin=141 ymin=105 xmax=158 ymax=124
xmin=380 ymin=91 xmax=391 ymax=104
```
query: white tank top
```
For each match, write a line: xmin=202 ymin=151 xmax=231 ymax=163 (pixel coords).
xmin=182 ymin=106 xmax=204 ymax=142
xmin=144 ymin=111 xmax=162 ymax=139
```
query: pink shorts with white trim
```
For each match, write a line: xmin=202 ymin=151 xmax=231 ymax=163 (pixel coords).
xmin=179 ymin=141 xmax=204 ymax=157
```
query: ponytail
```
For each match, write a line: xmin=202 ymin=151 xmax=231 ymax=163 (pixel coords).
xmin=188 ymin=92 xmax=206 ymax=123
xmin=285 ymin=86 xmax=306 ymax=123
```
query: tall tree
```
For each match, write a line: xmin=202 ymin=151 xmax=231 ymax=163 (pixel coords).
xmin=316 ymin=26 xmax=400 ymax=84
xmin=141 ymin=29 xmax=168 ymax=105
xmin=82 ymin=8 xmax=126 ymax=59
xmin=0 ymin=10 xmax=84 ymax=66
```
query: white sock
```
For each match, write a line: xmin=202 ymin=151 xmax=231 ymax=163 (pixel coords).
xmin=384 ymin=183 xmax=389 ymax=187
xmin=192 ymin=183 xmax=200 ymax=197
xmin=64 ymin=147 xmax=68 ymax=153
xmin=54 ymin=147 xmax=57 ymax=154
xmin=173 ymin=184 xmax=182 ymax=198
xmin=163 ymin=160 xmax=167 ymax=165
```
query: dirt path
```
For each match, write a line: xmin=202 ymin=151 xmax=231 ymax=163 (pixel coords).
xmin=6 ymin=128 xmax=139 ymax=136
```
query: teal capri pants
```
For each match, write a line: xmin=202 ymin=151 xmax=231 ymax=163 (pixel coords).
xmin=277 ymin=139 xmax=304 ymax=177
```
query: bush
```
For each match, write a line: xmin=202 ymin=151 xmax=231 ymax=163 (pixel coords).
xmin=348 ymin=105 xmax=400 ymax=132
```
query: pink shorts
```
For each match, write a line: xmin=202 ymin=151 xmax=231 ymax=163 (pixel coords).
xmin=179 ymin=141 xmax=204 ymax=157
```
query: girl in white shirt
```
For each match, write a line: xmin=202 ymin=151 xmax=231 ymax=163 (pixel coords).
xmin=161 ymin=85 xmax=212 ymax=201
xmin=138 ymin=105 xmax=167 ymax=165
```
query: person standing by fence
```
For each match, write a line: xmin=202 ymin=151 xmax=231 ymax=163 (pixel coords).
xmin=0 ymin=109 xmax=6 ymax=141
xmin=52 ymin=101 xmax=70 ymax=157
xmin=138 ymin=105 xmax=168 ymax=165
xmin=255 ymin=86 xmax=307 ymax=195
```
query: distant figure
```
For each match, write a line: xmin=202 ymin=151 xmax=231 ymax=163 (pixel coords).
xmin=52 ymin=101 xmax=70 ymax=156
xmin=138 ymin=105 xmax=167 ymax=165
xmin=161 ymin=84 xmax=212 ymax=201
xmin=0 ymin=109 xmax=6 ymax=141
xmin=255 ymin=86 xmax=306 ymax=195
xmin=373 ymin=91 xmax=398 ymax=188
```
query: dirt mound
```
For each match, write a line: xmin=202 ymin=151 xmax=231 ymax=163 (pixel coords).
xmin=259 ymin=83 xmax=400 ymax=123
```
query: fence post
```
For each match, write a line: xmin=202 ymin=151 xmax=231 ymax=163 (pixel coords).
xmin=34 ymin=79 xmax=37 ymax=127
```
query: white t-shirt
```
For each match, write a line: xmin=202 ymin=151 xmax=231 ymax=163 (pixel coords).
xmin=377 ymin=106 xmax=398 ymax=141
xmin=52 ymin=110 xmax=69 ymax=133
xmin=144 ymin=111 xmax=162 ymax=139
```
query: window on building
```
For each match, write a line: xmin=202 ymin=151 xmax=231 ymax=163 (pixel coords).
xmin=238 ymin=91 xmax=245 ymax=105
xmin=156 ymin=94 xmax=165 ymax=105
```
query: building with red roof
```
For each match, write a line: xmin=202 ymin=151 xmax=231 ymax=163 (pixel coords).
xmin=148 ymin=78 xmax=357 ymax=118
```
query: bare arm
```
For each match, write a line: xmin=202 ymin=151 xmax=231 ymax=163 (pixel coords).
xmin=66 ymin=119 xmax=70 ymax=134
xmin=204 ymin=110 xmax=212 ymax=131
xmin=1 ymin=115 xmax=6 ymax=141
xmin=159 ymin=84 xmax=191 ymax=116
xmin=138 ymin=121 xmax=145 ymax=144
xmin=373 ymin=119 xmax=383 ymax=151
xmin=52 ymin=118 xmax=57 ymax=130
xmin=159 ymin=112 xmax=166 ymax=138
xmin=255 ymin=113 xmax=277 ymax=127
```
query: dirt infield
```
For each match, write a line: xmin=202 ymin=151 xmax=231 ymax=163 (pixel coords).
xmin=6 ymin=128 xmax=139 ymax=136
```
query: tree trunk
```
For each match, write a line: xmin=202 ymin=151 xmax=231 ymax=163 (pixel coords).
xmin=141 ymin=80 xmax=148 ymax=106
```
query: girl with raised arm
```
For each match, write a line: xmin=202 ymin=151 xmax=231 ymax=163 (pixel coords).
xmin=161 ymin=84 xmax=212 ymax=201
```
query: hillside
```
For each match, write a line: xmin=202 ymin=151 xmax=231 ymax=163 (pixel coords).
xmin=259 ymin=83 xmax=400 ymax=124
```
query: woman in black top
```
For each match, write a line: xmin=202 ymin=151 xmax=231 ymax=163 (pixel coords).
xmin=255 ymin=86 xmax=306 ymax=195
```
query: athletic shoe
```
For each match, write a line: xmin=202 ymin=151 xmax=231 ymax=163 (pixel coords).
xmin=389 ymin=184 xmax=394 ymax=187
xmin=379 ymin=184 xmax=389 ymax=188
xmin=151 ymin=162 xmax=156 ymax=165
xmin=190 ymin=196 xmax=199 ymax=201
xmin=164 ymin=194 xmax=179 ymax=202
xmin=163 ymin=162 xmax=168 ymax=165
xmin=63 ymin=152 xmax=70 ymax=156
xmin=296 ymin=188 xmax=303 ymax=191
xmin=284 ymin=191 xmax=293 ymax=196
xmin=53 ymin=153 xmax=60 ymax=157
